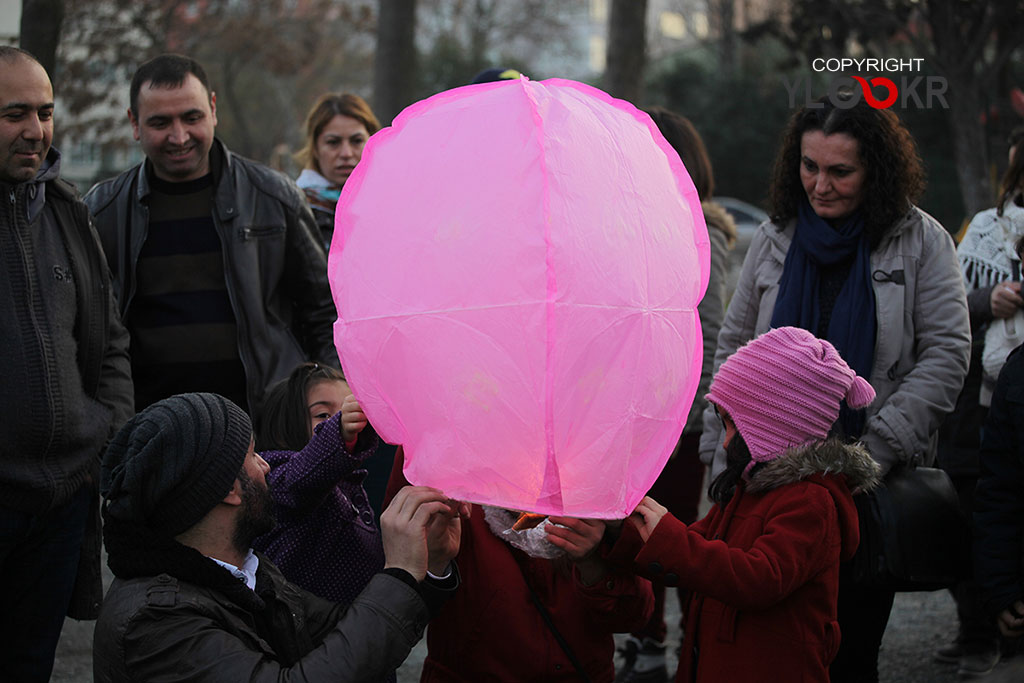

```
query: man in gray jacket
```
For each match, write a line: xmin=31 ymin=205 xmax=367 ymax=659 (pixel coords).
xmin=0 ymin=47 xmax=133 ymax=682
xmin=94 ymin=392 xmax=463 ymax=682
xmin=84 ymin=53 xmax=336 ymax=414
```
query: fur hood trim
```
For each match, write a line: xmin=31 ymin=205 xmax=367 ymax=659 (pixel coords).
xmin=702 ymin=199 xmax=739 ymax=247
xmin=745 ymin=438 xmax=881 ymax=494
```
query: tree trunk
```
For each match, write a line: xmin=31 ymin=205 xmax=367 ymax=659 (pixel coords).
xmin=710 ymin=0 xmax=736 ymax=77
xmin=374 ymin=0 xmax=418 ymax=126
xmin=20 ymin=0 xmax=65 ymax=76
xmin=603 ymin=0 xmax=647 ymax=104
xmin=218 ymin=57 xmax=256 ymax=160
xmin=468 ymin=0 xmax=492 ymax=70
xmin=946 ymin=81 xmax=994 ymax=221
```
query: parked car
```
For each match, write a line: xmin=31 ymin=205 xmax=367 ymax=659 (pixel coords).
xmin=714 ymin=196 xmax=769 ymax=298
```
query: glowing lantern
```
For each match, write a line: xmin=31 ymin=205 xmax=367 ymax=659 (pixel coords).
xmin=329 ymin=77 xmax=709 ymax=518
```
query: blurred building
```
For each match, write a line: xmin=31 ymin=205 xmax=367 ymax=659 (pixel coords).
xmin=582 ymin=0 xmax=782 ymax=75
xmin=1 ymin=0 xmax=17 ymax=45
xmin=5 ymin=1 xmax=143 ymax=189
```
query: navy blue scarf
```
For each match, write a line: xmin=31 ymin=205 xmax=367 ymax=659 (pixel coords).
xmin=770 ymin=199 xmax=877 ymax=437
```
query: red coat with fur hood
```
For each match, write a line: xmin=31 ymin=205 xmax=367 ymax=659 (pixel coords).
xmin=386 ymin=447 xmax=653 ymax=682
xmin=610 ymin=440 xmax=879 ymax=683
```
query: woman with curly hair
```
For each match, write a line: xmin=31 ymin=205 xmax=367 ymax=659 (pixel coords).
xmin=699 ymin=92 xmax=971 ymax=682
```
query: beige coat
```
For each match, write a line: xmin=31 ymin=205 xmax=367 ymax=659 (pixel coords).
xmin=700 ymin=206 xmax=970 ymax=478
xmin=682 ymin=202 xmax=734 ymax=434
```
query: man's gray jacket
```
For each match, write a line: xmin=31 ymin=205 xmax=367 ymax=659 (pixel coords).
xmin=84 ymin=139 xmax=338 ymax=410
xmin=93 ymin=551 xmax=438 ymax=682
xmin=1 ymin=149 xmax=133 ymax=618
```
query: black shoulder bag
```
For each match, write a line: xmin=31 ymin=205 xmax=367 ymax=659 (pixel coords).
xmin=850 ymin=464 xmax=970 ymax=591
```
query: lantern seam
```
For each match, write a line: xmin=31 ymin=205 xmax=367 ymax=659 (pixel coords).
xmin=521 ymin=80 xmax=563 ymax=512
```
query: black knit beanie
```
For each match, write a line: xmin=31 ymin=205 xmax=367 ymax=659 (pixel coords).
xmin=470 ymin=67 xmax=523 ymax=84
xmin=101 ymin=393 xmax=252 ymax=537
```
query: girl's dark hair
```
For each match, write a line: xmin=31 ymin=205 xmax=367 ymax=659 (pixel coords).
xmin=998 ymin=126 xmax=1024 ymax=217
xmin=645 ymin=106 xmax=714 ymax=201
xmin=708 ymin=432 xmax=756 ymax=504
xmin=768 ymin=91 xmax=925 ymax=248
xmin=254 ymin=362 xmax=346 ymax=451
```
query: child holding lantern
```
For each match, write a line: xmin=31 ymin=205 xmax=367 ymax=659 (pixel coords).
xmin=586 ymin=327 xmax=880 ymax=683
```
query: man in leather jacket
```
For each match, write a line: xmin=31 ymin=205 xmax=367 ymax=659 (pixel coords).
xmin=0 ymin=47 xmax=133 ymax=682
xmin=94 ymin=392 xmax=463 ymax=682
xmin=84 ymin=53 xmax=336 ymax=414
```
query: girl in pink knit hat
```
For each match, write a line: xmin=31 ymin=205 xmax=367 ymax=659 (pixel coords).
xmin=605 ymin=326 xmax=881 ymax=683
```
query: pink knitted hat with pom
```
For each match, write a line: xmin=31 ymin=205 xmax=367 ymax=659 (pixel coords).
xmin=706 ymin=326 xmax=875 ymax=473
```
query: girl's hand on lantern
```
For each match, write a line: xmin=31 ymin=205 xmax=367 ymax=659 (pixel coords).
xmin=341 ymin=393 xmax=368 ymax=451
xmin=629 ymin=496 xmax=667 ymax=542
xmin=546 ymin=516 xmax=609 ymax=586
xmin=545 ymin=517 xmax=605 ymax=561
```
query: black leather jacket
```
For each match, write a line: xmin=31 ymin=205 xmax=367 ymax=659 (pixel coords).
xmin=84 ymin=139 xmax=338 ymax=410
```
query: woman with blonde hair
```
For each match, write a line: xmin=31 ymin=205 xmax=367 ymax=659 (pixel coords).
xmin=295 ymin=92 xmax=381 ymax=248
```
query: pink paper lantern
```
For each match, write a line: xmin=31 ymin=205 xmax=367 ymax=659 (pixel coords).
xmin=329 ymin=77 xmax=709 ymax=518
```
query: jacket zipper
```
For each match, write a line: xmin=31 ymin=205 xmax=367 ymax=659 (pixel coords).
xmin=211 ymin=208 xmax=256 ymax=409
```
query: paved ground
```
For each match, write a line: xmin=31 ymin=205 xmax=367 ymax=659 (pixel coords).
xmin=607 ymin=590 xmax=1021 ymax=683
xmin=51 ymin=568 xmax=1024 ymax=682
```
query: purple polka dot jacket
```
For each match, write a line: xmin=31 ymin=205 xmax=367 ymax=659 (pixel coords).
xmin=253 ymin=411 xmax=385 ymax=607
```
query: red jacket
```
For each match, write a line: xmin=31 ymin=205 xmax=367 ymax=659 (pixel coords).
xmin=611 ymin=440 xmax=879 ymax=683
xmin=386 ymin=447 xmax=654 ymax=682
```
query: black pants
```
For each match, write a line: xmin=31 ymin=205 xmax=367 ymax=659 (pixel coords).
xmin=948 ymin=474 xmax=1000 ymax=652
xmin=0 ymin=485 xmax=91 ymax=683
xmin=830 ymin=572 xmax=896 ymax=683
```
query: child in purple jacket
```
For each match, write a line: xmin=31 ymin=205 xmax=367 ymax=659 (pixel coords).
xmin=253 ymin=362 xmax=384 ymax=608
